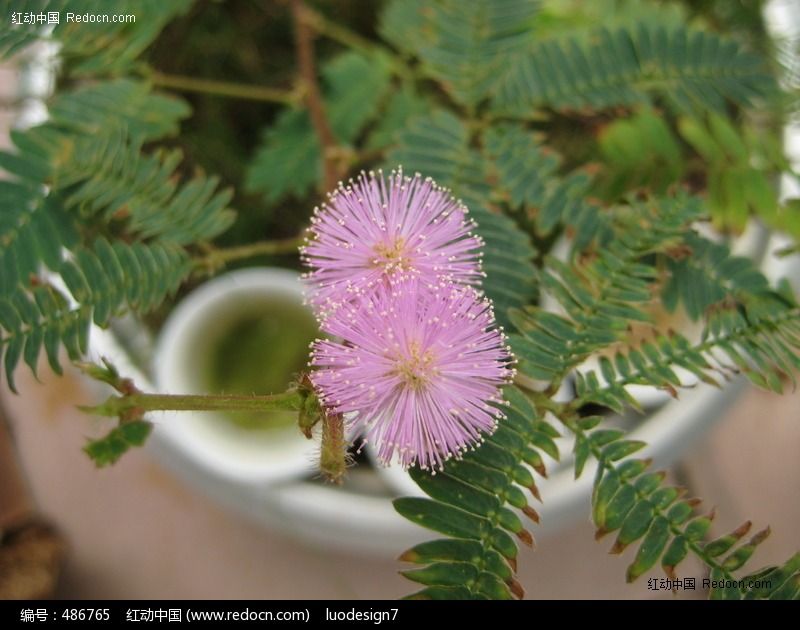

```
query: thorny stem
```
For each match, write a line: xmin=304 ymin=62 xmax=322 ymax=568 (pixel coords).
xmin=290 ymin=0 xmax=341 ymax=193
xmin=148 ymin=70 xmax=301 ymax=105
xmin=193 ymin=236 xmax=302 ymax=274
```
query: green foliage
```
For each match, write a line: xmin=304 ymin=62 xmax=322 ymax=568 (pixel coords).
xmin=1 ymin=283 xmax=88 ymax=392
xmin=400 ymin=192 xmax=800 ymax=597
xmin=395 ymin=385 xmax=552 ymax=600
xmin=493 ymin=24 xmax=776 ymax=114
xmin=0 ymin=238 xmax=189 ymax=391
xmin=382 ymin=0 xmax=541 ymax=108
xmin=380 ymin=3 xmax=774 ymax=115
xmin=678 ymin=114 xmax=800 ymax=235
xmin=595 ymin=108 xmax=684 ymax=199
xmin=0 ymin=96 xmax=224 ymax=388
xmin=661 ymin=231 xmax=775 ymax=321
xmin=245 ymin=51 xmax=394 ymax=202
xmin=0 ymin=0 xmax=193 ymax=73
xmin=48 ymin=79 xmax=191 ymax=141
xmin=364 ymin=84 xmax=430 ymax=151
xmin=573 ymin=299 xmax=800 ymax=407
xmin=0 ymin=182 xmax=78 ymax=296
xmin=323 ymin=51 xmax=394 ymax=143
xmin=84 ymin=420 xmax=152 ymax=467
xmin=569 ymin=418 xmax=800 ymax=598
xmin=38 ymin=126 xmax=233 ymax=244
xmin=0 ymin=2 xmax=232 ymax=390
xmin=246 ymin=109 xmax=320 ymax=203
xmin=508 ymin=195 xmax=704 ymax=382
xmin=484 ymin=122 xmax=602 ymax=248
xmin=62 ymin=239 xmax=191 ymax=324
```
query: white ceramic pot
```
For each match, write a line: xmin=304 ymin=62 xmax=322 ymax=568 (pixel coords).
xmin=151 ymin=268 xmax=319 ymax=485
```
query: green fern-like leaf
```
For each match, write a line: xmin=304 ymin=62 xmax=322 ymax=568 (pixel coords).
xmin=381 ymin=0 xmax=541 ymax=108
xmin=395 ymin=385 xmax=553 ymax=600
xmin=0 ymin=239 xmax=190 ymax=390
xmin=483 ymin=122 xmax=604 ymax=248
xmin=0 ymin=182 xmax=78 ymax=296
xmin=571 ymin=297 xmax=800 ymax=412
xmin=59 ymin=0 xmax=194 ymax=75
xmin=323 ymin=51 xmax=394 ymax=143
xmin=661 ymin=231 xmax=774 ymax=321
xmin=48 ymin=78 xmax=191 ymax=141
xmin=365 ymin=84 xmax=430 ymax=151
xmin=493 ymin=24 xmax=776 ymax=114
xmin=0 ymin=283 xmax=88 ymax=392
xmin=245 ymin=109 xmax=320 ymax=203
xmin=246 ymin=51 xmax=393 ymax=201
xmin=378 ymin=0 xmax=432 ymax=58
xmin=509 ymin=196 xmax=704 ymax=383
xmin=61 ymin=238 xmax=191 ymax=321
xmin=736 ymin=554 xmax=800 ymax=600
xmin=567 ymin=418 xmax=799 ymax=597
xmin=6 ymin=125 xmax=234 ymax=245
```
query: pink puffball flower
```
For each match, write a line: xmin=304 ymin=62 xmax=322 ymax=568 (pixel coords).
xmin=300 ymin=168 xmax=484 ymax=317
xmin=309 ymin=280 xmax=515 ymax=471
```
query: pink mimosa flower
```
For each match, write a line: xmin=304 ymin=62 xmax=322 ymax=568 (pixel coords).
xmin=301 ymin=169 xmax=484 ymax=316
xmin=309 ymin=281 xmax=514 ymax=470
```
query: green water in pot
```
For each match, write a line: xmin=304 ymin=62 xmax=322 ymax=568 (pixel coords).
xmin=203 ymin=299 xmax=319 ymax=431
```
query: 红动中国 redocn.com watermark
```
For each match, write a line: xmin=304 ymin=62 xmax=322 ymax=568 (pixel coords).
xmin=10 ymin=11 xmax=136 ymax=26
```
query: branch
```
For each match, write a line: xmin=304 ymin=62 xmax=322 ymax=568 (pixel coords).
xmin=77 ymin=362 xmax=323 ymax=467
xmin=78 ymin=359 xmax=307 ymax=420
xmin=149 ymin=70 xmax=301 ymax=105
xmin=193 ymin=235 xmax=302 ymax=275
xmin=300 ymin=6 xmax=415 ymax=81
xmin=84 ymin=390 xmax=304 ymax=419
xmin=290 ymin=0 xmax=340 ymax=193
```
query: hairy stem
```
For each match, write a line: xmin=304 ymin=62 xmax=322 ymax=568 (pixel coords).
xmin=148 ymin=70 xmax=300 ymax=105
xmin=87 ymin=390 xmax=304 ymax=418
xmin=193 ymin=236 xmax=302 ymax=273
xmin=319 ymin=413 xmax=347 ymax=484
xmin=290 ymin=0 xmax=341 ymax=193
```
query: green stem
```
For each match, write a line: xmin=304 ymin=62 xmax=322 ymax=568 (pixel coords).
xmin=302 ymin=6 xmax=416 ymax=81
xmin=149 ymin=70 xmax=301 ymax=105
xmin=194 ymin=236 xmax=302 ymax=271
xmin=89 ymin=390 xmax=304 ymax=418
xmin=302 ymin=7 xmax=386 ymax=58
xmin=513 ymin=376 xmax=565 ymax=415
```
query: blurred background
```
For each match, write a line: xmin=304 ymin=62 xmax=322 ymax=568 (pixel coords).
xmin=0 ymin=0 xmax=799 ymax=599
